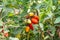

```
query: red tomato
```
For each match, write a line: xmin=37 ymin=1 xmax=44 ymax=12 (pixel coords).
xmin=4 ymin=32 xmax=9 ymax=37
xmin=31 ymin=18 xmax=38 ymax=24
xmin=33 ymin=15 xmax=39 ymax=20
xmin=1 ymin=30 xmax=4 ymax=33
xmin=29 ymin=23 xmax=34 ymax=30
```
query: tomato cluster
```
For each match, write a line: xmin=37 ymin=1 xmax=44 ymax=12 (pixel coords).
xmin=25 ymin=12 xmax=39 ymax=32
xmin=1 ymin=26 xmax=9 ymax=37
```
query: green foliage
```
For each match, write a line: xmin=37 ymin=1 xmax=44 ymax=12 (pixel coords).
xmin=54 ymin=17 xmax=60 ymax=24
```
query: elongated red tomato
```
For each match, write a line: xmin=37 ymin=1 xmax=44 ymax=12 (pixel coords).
xmin=33 ymin=15 xmax=39 ymax=20
xmin=29 ymin=23 xmax=34 ymax=30
xmin=31 ymin=18 xmax=38 ymax=24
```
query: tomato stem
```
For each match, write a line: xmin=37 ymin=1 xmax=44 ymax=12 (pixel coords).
xmin=36 ymin=9 xmax=44 ymax=40
xmin=27 ymin=32 xmax=29 ymax=40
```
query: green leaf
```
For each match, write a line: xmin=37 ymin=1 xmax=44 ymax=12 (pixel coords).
xmin=8 ymin=13 xmax=14 ymax=17
xmin=54 ymin=17 xmax=60 ymax=24
xmin=0 ymin=20 xmax=3 ymax=26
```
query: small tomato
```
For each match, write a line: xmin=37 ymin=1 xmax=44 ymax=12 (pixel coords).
xmin=31 ymin=18 xmax=38 ymax=24
xmin=25 ymin=26 xmax=30 ymax=32
xmin=24 ymin=19 xmax=31 ymax=24
xmin=29 ymin=12 xmax=34 ymax=16
xmin=1 ymin=30 xmax=4 ymax=33
xmin=4 ymin=32 xmax=9 ymax=37
xmin=29 ymin=23 xmax=34 ymax=30
xmin=27 ymin=19 xmax=31 ymax=24
xmin=33 ymin=15 xmax=39 ymax=20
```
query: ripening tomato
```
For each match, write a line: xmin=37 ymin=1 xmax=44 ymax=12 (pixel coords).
xmin=31 ymin=18 xmax=38 ymax=24
xmin=29 ymin=23 xmax=34 ymax=30
xmin=25 ymin=26 xmax=30 ymax=32
xmin=1 ymin=30 xmax=4 ymax=33
xmin=33 ymin=15 xmax=39 ymax=20
xmin=24 ymin=19 xmax=31 ymax=24
xmin=29 ymin=12 xmax=34 ymax=17
xmin=27 ymin=19 xmax=31 ymax=24
xmin=4 ymin=32 xmax=9 ymax=37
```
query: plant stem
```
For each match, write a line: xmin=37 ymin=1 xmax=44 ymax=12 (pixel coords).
xmin=36 ymin=9 xmax=43 ymax=40
xmin=27 ymin=32 xmax=29 ymax=40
